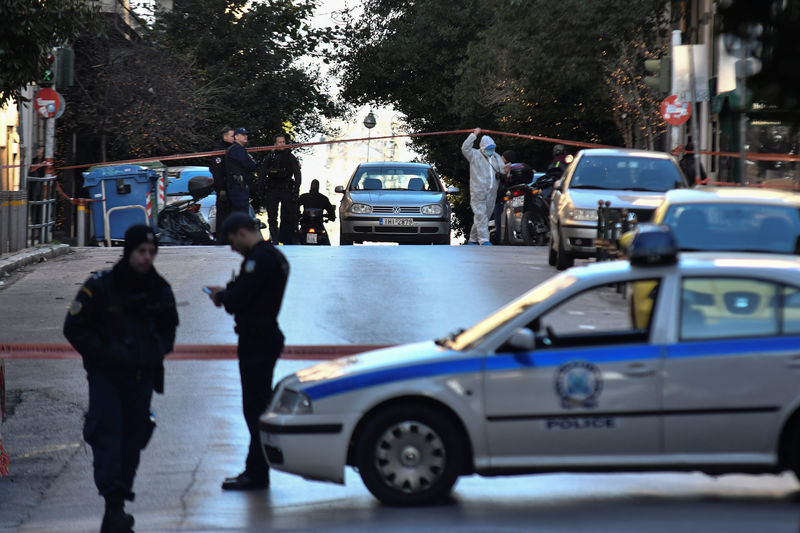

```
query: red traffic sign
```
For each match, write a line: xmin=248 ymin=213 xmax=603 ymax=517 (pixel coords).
xmin=34 ymin=88 xmax=61 ymax=119
xmin=661 ymin=95 xmax=691 ymax=126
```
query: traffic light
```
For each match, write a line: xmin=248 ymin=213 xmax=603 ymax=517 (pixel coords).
xmin=40 ymin=52 xmax=55 ymax=86
xmin=644 ymin=56 xmax=671 ymax=95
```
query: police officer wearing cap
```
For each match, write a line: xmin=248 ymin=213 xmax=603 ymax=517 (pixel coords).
xmin=64 ymin=225 xmax=179 ymax=533
xmin=205 ymin=212 xmax=290 ymax=491
xmin=224 ymin=127 xmax=258 ymax=214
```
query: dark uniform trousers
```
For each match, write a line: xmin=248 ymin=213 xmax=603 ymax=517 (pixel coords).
xmin=84 ymin=369 xmax=155 ymax=500
xmin=228 ymin=182 xmax=251 ymax=215
xmin=266 ymin=183 xmax=297 ymax=244
xmin=238 ymin=329 xmax=284 ymax=480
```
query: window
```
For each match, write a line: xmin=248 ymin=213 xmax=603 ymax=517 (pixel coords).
xmin=570 ymin=156 xmax=685 ymax=192
xmin=530 ymin=279 xmax=661 ymax=349
xmin=350 ymin=167 xmax=441 ymax=191
xmin=663 ymin=203 xmax=800 ymax=254
xmin=680 ymin=278 xmax=780 ymax=341
xmin=781 ymin=286 xmax=800 ymax=335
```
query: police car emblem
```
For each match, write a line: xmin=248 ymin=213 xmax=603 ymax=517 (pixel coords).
xmin=244 ymin=259 xmax=256 ymax=273
xmin=69 ymin=300 xmax=82 ymax=316
xmin=554 ymin=361 xmax=603 ymax=409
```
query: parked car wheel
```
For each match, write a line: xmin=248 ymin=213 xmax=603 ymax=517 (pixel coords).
xmin=556 ymin=228 xmax=574 ymax=271
xmin=355 ymin=404 xmax=464 ymax=506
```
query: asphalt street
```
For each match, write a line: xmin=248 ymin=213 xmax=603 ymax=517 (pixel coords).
xmin=0 ymin=245 xmax=798 ymax=532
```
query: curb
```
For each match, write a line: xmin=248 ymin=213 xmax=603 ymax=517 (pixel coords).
xmin=0 ymin=244 xmax=71 ymax=277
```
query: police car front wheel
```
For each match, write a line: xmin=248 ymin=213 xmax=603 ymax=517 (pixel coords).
xmin=355 ymin=404 xmax=464 ymax=506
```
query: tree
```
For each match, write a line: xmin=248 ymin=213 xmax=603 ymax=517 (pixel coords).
xmin=0 ymin=0 xmax=98 ymax=106
xmin=153 ymin=0 xmax=340 ymax=148
xmin=337 ymin=0 xmax=674 ymax=236
xmin=61 ymin=33 xmax=222 ymax=163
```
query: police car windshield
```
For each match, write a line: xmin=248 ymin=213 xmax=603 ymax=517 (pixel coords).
xmin=663 ymin=203 xmax=800 ymax=254
xmin=448 ymin=275 xmax=578 ymax=351
xmin=570 ymin=156 xmax=685 ymax=192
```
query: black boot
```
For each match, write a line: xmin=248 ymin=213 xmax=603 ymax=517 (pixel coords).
xmin=101 ymin=493 xmax=134 ymax=533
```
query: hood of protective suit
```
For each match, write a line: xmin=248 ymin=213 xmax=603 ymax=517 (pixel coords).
xmin=479 ymin=135 xmax=496 ymax=152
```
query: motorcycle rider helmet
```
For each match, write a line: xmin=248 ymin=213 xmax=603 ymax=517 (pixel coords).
xmin=553 ymin=144 xmax=566 ymax=157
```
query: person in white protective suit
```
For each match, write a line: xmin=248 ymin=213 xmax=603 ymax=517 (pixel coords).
xmin=461 ymin=127 xmax=505 ymax=245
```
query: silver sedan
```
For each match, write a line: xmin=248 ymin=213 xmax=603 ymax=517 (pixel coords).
xmin=336 ymin=162 xmax=457 ymax=245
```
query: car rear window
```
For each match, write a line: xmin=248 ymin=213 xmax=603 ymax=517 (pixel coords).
xmin=570 ymin=156 xmax=685 ymax=192
xmin=349 ymin=167 xmax=442 ymax=192
xmin=663 ymin=202 xmax=800 ymax=254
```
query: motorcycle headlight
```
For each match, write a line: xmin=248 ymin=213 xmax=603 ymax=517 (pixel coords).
xmin=421 ymin=204 xmax=443 ymax=215
xmin=510 ymin=196 xmax=525 ymax=208
xmin=569 ymin=208 xmax=598 ymax=222
xmin=349 ymin=203 xmax=372 ymax=214
xmin=271 ymin=388 xmax=313 ymax=415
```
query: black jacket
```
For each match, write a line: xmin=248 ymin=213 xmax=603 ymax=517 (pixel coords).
xmin=217 ymin=240 xmax=289 ymax=338
xmin=225 ymin=142 xmax=258 ymax=187
xmin=259 ymin=149 xmax=301 ymax=189
xmin=63 ymin=262 xmax=179 ymax=389
xmin=297 ymin=191 xmax=336 ymax=220
xmin=210 ymin=139 xmax=232 ymax=193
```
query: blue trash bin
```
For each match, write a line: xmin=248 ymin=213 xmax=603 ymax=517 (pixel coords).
xmin=83 ymin=165 xmax=158 ymax=244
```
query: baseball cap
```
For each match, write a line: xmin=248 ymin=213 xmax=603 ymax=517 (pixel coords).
xmin=234 ymin=127 xmax=250 ymax=136
xmin=221 ymin=212 xmax=258 ymax=236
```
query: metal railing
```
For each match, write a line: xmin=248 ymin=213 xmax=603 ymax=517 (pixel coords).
xmin=27 ymin=175 xmax=58 ymax=246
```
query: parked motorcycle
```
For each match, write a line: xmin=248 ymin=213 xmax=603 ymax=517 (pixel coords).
xmin=498 ymin=168 xmax=558 ymax=246
xmin=298 ymin=207 xmax=331 ymax=245
xmin=158 ymin=175 xmax=215 ymax=245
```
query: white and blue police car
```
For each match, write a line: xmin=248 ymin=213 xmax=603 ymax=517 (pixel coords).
xmin=261 ymin=225 xmax=800 ymax=505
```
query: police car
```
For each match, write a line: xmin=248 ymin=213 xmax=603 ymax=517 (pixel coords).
xmin=261 ymin=225 xmax=800 ymax=505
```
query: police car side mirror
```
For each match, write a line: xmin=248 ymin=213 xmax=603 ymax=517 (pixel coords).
xmin=506 ymin=327 xmax=535 ymax=352
xmin=446 ymin=186 xmax=460 ymax=195
xmin=334 ymin=186 xmax=345 ymax=194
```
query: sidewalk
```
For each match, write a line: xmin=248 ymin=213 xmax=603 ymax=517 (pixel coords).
xmin=0 ymin=244 xmax=71 ymax=279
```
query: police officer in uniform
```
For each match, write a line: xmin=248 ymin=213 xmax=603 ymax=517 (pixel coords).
xmin=210 ymin=126 xmax=234 ymax=243
xmin=64 ymin=225 xmax=179 ymax=533
xmin=224 ymin=127 xmax=258 ymax=215
xmin=205 ymin=212 xmax=290 ymax=490
xmin=259 ymin=134 xmax=302 ymax=244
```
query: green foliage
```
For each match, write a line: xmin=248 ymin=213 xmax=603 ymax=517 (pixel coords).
xmin=718 ymin=0 xmax=800 ymax=112
xmin=61 ymin=34 xmax=221 ymax=162
xmin=153 ymin=0 xmax=340 ymax=148
xmin=0 ymin=0 xmax=98 ymax=106
xmin=337 ymin=0 xmax=673 ymax=236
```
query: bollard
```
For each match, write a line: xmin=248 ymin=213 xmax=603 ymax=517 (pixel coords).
xmin=77 ymin=200 xmax=86 ymax=247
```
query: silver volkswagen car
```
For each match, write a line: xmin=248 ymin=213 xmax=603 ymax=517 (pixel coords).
xmin=336 ymin=162 xmax=456 ymax=245
xmin=549 ymin=148 xmax=687 ymax=270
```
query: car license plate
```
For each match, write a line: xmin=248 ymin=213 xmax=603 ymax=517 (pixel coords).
xmin=380 ymin=218 xmax=414 ymax=226
xmin=306 ymin=233 xmax=318 ymax=244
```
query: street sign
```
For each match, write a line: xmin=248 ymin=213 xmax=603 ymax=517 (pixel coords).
xmin=54 ymin=91 xmax=66 ymax=119
xmin=34 ymin=88 xmax=61 ymax=119
xmin=661 ymin=95 xmax=692 ymax=126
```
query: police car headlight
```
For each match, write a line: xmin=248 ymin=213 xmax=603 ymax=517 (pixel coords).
xmin=272 ymin=388 xmax=313 ymax=415
xmin=350 ymin=203 xmax=372 ymax=214
xmin=569 ymin=208 xmax=598 ymax=222
xmin=421 ymin=204 xmax=443 ymax=215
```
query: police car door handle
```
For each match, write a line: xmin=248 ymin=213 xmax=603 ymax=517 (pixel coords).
xmin=623 ymin=362 xmax=656 ymax=377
